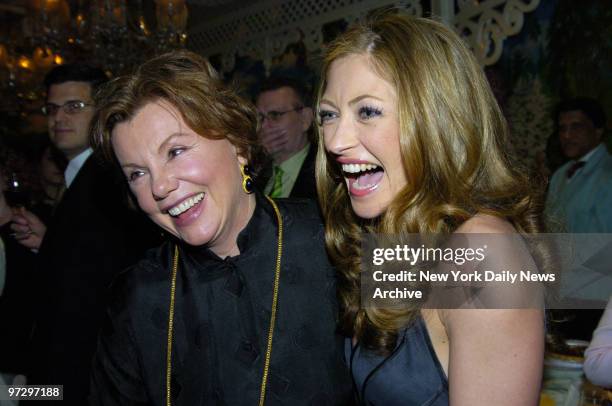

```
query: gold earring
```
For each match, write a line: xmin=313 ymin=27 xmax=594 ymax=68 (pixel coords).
xmin=241 ymin=165 xmax=254 ymax=194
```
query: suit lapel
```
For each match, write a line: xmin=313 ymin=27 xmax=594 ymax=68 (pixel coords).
xmin=289 ymin=143 xmax=317 ymax=199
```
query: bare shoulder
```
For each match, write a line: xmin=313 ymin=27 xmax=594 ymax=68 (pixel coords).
xmin=455 ymin=214 xmax=516 ymax=234
xmin=442 ymin=307 xmax=544 ymax=405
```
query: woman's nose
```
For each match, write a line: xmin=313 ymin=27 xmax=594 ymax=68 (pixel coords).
xmin=151 ymin=169 xmax=178 ymax=201
xmin=324 ymin=117 xmax=358 ymax=155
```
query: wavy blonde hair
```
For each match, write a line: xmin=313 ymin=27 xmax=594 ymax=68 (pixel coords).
xmin=315 ymin=13 xmax=546 ymax=354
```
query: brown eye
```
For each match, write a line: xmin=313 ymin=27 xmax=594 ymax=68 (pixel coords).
xmin=128 ymin=170 xmax=145 ymax=182
xmin=168 ymin=147 xmax=186 ymax=159
xmin=268 ymin=111 xmax=283 ymax=120
xmin=66 ymin=101 xmax=86 ymax=113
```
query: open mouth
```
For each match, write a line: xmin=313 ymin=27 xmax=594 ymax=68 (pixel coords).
xmin=341 ymin=163 xmax=384 ymax=193
xmin=168 ymin=192 xmax=205 ymax=217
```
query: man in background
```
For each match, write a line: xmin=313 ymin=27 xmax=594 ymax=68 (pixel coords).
xmin=545 ymin=97 xmax=612 ymax=233
xmin=255 ymin=76 xmax=317 ymax=199
xmin=545 ymin=97 xmax=612 ymax=341
xmin=12 ymin=64 xmax=159 ymax=404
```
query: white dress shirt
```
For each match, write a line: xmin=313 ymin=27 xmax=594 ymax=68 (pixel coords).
xmin=64 ymin=148 xmax=93 ymax=188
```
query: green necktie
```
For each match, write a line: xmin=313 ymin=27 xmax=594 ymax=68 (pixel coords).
xmin=269 ymin=166 xmax=284 ymax=198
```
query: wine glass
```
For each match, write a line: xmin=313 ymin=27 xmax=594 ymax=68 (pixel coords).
xmin=4 ymin=172 xmax=29 ymax=208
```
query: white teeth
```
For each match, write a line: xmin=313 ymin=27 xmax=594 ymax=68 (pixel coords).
xmin=341 ymin=163 xmax=379 ymax=174
xmin=168 ymin=193 xmax=205 ymax=216
xmin=352 ymin=182 xmax=376 ymax=190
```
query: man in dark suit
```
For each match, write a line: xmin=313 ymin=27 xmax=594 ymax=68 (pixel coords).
xmin=11 ymin=64 xmax=159 ymax=404
xmin=255 ymin=76 xmax=317 ymax=199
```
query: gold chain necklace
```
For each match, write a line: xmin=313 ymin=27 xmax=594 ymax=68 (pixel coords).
xmin=166 ymin=196 xmax=283 ymax=406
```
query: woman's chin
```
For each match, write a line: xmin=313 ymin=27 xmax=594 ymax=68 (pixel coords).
xmin=180 ymin=234 xmax=212 ymax=247
xmin=350 ymin=200 xmax=386 ymax=220
xmin=153 ymin=222 xmax=213 ymax=248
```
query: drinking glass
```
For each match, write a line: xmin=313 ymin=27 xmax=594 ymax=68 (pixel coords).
xmin=4 ymin=172 xmax=29 ymax=207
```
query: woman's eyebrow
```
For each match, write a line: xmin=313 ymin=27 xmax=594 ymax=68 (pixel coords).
xmin=319 ymin=98 xmax=338 ymax=109
xmin=348 ymin=94 xmax=384 ymax=106
xmin=319 ymin=94 xmax=384 ymax=109
xmin=157 ymin=132 xmax=186 ymax=155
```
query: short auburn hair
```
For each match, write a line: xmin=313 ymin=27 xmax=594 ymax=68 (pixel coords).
xmin=91 ymin=50 xmax=265 ymax=175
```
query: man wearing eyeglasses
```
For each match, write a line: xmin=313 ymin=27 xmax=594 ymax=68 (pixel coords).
xmin=12 ymin=66 xmax=107 ymax=250
xmin=255 ymin=76 xmax=317 ymax=199
xmin=11 ymin=64 xmax=158 ymax=404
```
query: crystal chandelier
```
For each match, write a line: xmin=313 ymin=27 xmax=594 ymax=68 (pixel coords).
xmin=82 ymin=0 xmax=189 ymax=74
xmin=0 ymin=0 xmax=189 ymax=115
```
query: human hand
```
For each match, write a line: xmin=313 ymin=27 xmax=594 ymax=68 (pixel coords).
xmin=259 ymin=127 xmax=289 ymax=157
xmin=10 ymin=208 xmax=46 ymax=251
xmin=0 ymin=196 xmax=11 ymax=227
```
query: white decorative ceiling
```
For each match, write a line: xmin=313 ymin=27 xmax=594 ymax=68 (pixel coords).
xmin=186 ymin=0 xmax=540 ymax=73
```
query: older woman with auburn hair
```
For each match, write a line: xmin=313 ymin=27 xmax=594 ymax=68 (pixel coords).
xmin=316 ymin=13 xmax=545 ymax=405
xmin=89 ymin=50 xmax=351 ymax=405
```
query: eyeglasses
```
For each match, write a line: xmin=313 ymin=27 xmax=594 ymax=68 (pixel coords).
xmin=42 ymin=100 xmax=93 ymax=116
xmin=257 ymin=106 xmax=303 ymax=123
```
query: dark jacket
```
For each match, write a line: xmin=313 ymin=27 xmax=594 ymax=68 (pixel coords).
xmin=91 ymin=195 xmax=352 ymax=405
xmin=289 ymin=143 xmax=317 ymax=199
xmin=257 ymin=143 xmax=318 ymax=200
xmin=28 ymin=154 xmax=160 ymax=405
xmin=0 ymin=223 xmax=37 ymax=375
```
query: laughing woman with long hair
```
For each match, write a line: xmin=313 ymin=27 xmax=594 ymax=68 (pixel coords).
xmin=316 ymin=14 xmax=545 ymax=405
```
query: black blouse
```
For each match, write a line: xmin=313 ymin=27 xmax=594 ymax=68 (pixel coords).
xmin=90 ymin=195 xmax=352 ymax=405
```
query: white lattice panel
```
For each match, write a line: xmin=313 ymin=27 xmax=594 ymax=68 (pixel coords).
xmin=454 ymin=0 xmax=540 ymax=66
xmin=187 ymin=0 xmax=539 ymax=72
xmin=188 ymin=0 xmax=422 ymax=72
